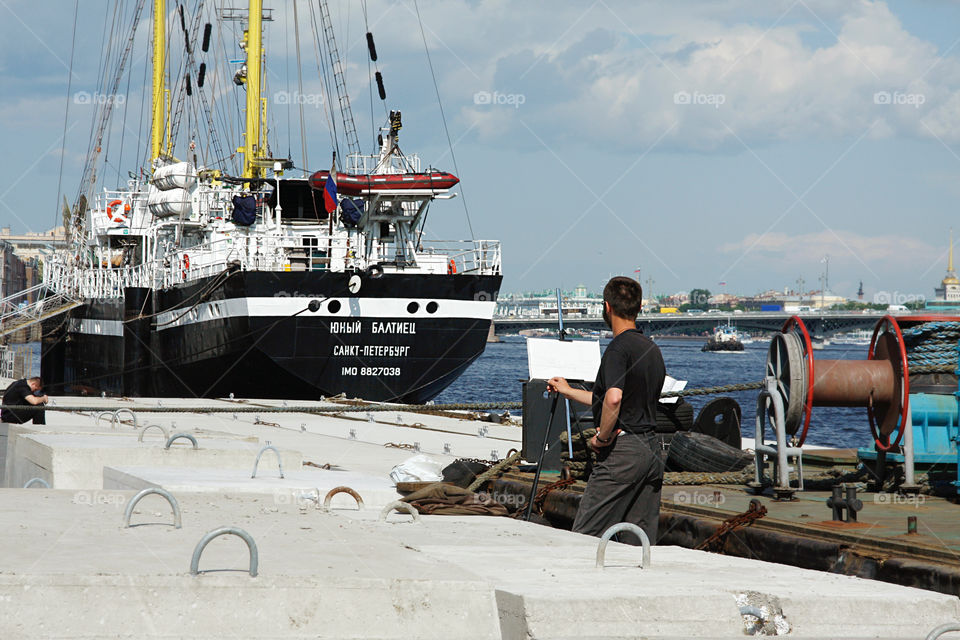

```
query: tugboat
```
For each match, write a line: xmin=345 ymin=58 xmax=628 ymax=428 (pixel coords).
xmin=702 ymin=323 xmax=745 ymax=352
xmin=38 ymin=0 xmax=501 ymax=402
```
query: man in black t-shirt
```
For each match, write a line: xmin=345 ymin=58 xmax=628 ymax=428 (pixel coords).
xmin=1 ymin=377 xmax=48 ymax=425
xmin=548 ymin=277 xmax=665 ymax=543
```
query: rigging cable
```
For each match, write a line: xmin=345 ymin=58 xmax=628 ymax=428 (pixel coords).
xmin=412 ymin=0 xmax=475 ymax=241
xmin=284 ymin=2 xmax=292 ymax=160
xmin=54 ymin=0 xmax=80 ymax=230
xmin=292 ymin=0 xmax=309 ymax=174
xmin=306 ymin=0 xmax=341 ymax=164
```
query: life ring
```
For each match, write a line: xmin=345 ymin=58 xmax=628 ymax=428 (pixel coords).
xmin=447 ymin=259 xmax=457 ymax=275
xmin=182 ymin=254 xmax=190 ymax=279
xmin=106 ymin=199 xmax=130 ymax=224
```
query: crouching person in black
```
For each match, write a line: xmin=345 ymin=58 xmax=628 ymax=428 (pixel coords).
xmin=2 ymin=377 xmax=48 ymax=424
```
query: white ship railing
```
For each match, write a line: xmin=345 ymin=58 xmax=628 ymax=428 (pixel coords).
xmin=43 ymin=235 xmax=501 ymax=299
xmin=420 ymin=240 xmax=501 ymax=275
xmin=346 ymin=153 xmax=421 ymax=175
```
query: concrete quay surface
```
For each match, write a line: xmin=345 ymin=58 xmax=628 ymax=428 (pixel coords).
xmin=1 ymin=395 xmax=959 ymax=638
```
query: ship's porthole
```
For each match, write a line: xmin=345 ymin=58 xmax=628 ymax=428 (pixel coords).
xmin=328 ymin=300 xmax=342 ymax=314
xmin=426 ymin=301 xmax=438 ymax=314
xmin=407 ymin=301 xmax=419 ymax=314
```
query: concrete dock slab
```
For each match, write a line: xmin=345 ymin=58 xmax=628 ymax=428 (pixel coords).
xmin=4 ymin=429 xmax=303 ymax=490
xmin=104 ymin=465 xmax=400 ymax=506
xmin=2 ymin=488 xmax=958 ymax=638
xmin=4 ymin=396 xmax=960 ymax=638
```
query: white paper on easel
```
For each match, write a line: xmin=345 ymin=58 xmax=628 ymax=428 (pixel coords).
xmin=660 ymin=375 xmax=687 ymax=404
xmin=526 ymin=338 xmax=602 ymax=382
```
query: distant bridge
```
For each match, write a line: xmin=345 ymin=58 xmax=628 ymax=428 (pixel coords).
xmin=492 ymin=310 xmax=929 ymax=336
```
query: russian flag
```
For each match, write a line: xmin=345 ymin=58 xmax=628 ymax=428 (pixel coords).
xmin=323 ymin=161 xmax=338 ymax=214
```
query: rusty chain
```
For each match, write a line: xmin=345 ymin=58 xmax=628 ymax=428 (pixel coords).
xmin=695 ymin=499 xmax=767 ymax=551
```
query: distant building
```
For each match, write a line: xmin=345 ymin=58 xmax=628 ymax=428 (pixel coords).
xmin=926 ymin=231 xmax=960 ymax=311
xmin=0 ymin=226 xmax=64 ymax=305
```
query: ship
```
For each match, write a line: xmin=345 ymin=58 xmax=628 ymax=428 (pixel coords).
xmin=38 ymin=0 xmax=501 ymax=402
xmin=701 ymin=323 xmax=745 ymax=352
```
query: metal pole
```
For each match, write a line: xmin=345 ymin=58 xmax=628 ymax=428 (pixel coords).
xmin=556 ymin=287 xmax=574 ymax=459
xmin=524 ymin=392 xmax=559 ymax=522
xmin=903 ymin=401 xmax=916 ymax=487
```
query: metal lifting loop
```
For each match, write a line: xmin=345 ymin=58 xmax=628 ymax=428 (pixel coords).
xmin=111 ymin=408 xmax=138 ymax=430
xmin=165 ymin=433 xmax=198 ymax=450
xmin=379 ymin=500 xmax=420 ymax=523
xmin=323 ymin=486 xmax=365 ymax=510
xmin=23 ymin=477 xmax=50 ymax=489
xmin=190 ymin=527 xmax=258 ymax=577
xmin=925 ymin=623 xmax=960 ymax=640
xmin=94 ymin=411 xmax=114 ymax=428
xmin=138 ymin=424 xmax=170 ymax=443
xmin=595 ymin=522 xmax=651 ymax=569
xmin=124 ymin=488 xmax=182 ymax=529
xmin=251 ymin=444 xmax=284 ymax=478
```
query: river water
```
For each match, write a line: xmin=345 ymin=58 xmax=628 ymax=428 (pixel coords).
xmin=435 ymin=335 xmax=874 ymax=449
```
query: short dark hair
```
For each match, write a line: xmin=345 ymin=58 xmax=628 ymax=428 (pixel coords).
xmin=27 ymin=377 xmax=42 ymax=386
xmin=603 ymin=277 xmax=643 ymax=320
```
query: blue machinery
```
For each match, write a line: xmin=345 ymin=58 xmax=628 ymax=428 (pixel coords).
xmin=756 ymin=315 xmax=960 ymax=499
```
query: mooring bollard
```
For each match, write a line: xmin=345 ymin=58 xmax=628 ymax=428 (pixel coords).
xmin=379 ymin=500 xmax=420 ymax=523
xmin=190 ymin=527 xmax=258 ymax=577
xmin=123 ymin=488 xmax=182 ymax=529
xmin=138 ymin=424 xmax=170 ymax=443
xmin=595 ymin=522 xmax=651 ymax=569
xmin=323 ymin=486 xmax=365 ymax=510
xmin=23 ymin=477 xmax=50 ymax=489
xmin=251 ymin=444 xmax=284 ymax=478
xmin=164 ymin=433 xmax=198 ymax=450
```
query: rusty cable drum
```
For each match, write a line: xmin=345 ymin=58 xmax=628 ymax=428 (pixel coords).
xmin=764 ymin=315 xmax=909 ymax=450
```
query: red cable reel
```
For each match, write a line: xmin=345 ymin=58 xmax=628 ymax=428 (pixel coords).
xmin=765 ymin=315 xmax=908 ymax=450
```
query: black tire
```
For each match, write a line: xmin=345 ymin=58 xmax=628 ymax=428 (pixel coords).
xmin=692 ymin=397 xmax=742 ymax=448
xmin=655 ymin=398 xmax=694 ymax=433
xmin=667 ymin=431 xmax=752 ymax=473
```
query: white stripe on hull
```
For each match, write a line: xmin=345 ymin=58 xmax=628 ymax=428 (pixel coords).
xmin=67 ymin=297 xmax=495 ymax=335
xmin=153 ymin=297 xmax=495 ymax=331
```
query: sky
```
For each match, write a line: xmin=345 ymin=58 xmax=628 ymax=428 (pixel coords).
xmin=3 ymin=0 xmax=960 ymax=304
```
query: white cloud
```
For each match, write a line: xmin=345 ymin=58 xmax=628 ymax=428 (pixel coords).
xmin=437 ymin=0 xmax=960 ymax=151
xmin=719 ymin=229 xmax=934 ymax=266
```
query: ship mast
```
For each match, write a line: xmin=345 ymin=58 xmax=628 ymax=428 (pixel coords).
xmin=243 ymin=0 xmax=264 ymax=180
xmin=150 ymin=0 xmax=167 ymax=165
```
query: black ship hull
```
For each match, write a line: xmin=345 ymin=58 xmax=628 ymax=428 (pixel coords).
xmin=41 ymin=271 xmax=501 ymax=402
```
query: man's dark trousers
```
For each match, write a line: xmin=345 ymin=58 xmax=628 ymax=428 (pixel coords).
xmin=571 ymin=431 xmax=663 ymax=543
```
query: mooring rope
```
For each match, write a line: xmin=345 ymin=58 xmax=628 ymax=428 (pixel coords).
xmin=902 ymin=321 xmax=960 ymax=371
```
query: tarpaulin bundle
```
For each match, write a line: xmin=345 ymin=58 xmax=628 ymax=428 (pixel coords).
xmin=401 ymin=483 xmax=508 ymax=516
